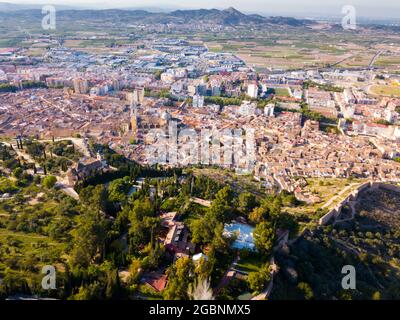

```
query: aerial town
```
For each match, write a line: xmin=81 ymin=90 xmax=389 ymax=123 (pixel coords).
xmin=1 ymin=3 xmax=400 ymax=304
xmin=2 ymin=39 xmax=400 ymax=189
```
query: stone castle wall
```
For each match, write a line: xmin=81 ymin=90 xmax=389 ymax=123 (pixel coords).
xmin=318 ymin=181 xmax=400 ymax=225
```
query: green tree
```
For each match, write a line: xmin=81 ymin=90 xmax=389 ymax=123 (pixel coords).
xmin=247 ymin=271 xmax=266 ymax=292
xmin=213 ymin=185 xmax=234 ymax=207
xmin=80 ymin=185 xmax=108 ymax=213
xmin=247 ymin=264 xmax=271 ymax=293
xmin=253 ymin=221 xmax=275 ymax=255
xmin=128 ymin=259 xmax=142 ymax=285
xmin=71 ymin=282 xmax=103 ymax=300
xmin=194 ymin=256 xmax=213 ymax=279
xmin=105 ymin=269 xmax=121 ymax=299
xmin=207 ymin=186 xmax=234 ymax=223
xmin=163 ymin=257 xmax=194 ymax=300
xmin=70 ymin=210 xmax=109 ymax=267
xmin=238 ymin=192 xmax=257 ymax=214
xmin=190 ymin=214 xmax=226 ymax=249
xmin=297 ymin=282 xmax=314 ymax=300
xmin=13 ymin=167 xmax=24 ymax=179
xmin=42 ymin=175 xmax=57 ymax=189
xmin=190 ymin=218 xmax=211 ymax=244
xmin=249 ymin=206 xmax=266 ymax=224
xmin=108 ymin=177 xmax=130 ymax=202
xmin=128 ymin=198 xmax=156 ymax=251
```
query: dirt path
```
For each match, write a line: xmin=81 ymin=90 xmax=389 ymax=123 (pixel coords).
xmin=40 ymin=137 xmax=91 ymax=158
xmin=322 ymin=183 xmax=360 ymax=210
xmin=190 ymin=197 xmax=212 ymax=207
xmin=3 ymin=141 xmax=79 ymax=200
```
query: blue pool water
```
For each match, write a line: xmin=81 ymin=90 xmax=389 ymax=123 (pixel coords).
xmin=223 ymin=222 xmax=255 ymax=250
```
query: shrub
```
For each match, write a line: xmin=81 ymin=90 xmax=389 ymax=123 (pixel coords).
xmin=42 ymin=175 xmax=57 ymax=189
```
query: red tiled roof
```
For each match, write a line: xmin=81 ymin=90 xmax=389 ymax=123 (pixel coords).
xmin=145 ymin=274 xmax=168 ymax=292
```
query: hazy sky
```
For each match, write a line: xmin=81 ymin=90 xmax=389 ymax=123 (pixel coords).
xmin=4 ymin=0 xmax=400 ymax=18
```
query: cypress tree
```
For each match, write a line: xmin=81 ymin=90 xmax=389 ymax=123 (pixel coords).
xmin=105 ymin=269 xmax=120 ymax=300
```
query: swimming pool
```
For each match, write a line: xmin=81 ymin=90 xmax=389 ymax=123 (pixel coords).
xmin=223 ymin=222 xmax=255 ymax=250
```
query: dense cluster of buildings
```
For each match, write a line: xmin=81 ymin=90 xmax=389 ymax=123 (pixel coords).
xmin=1 ymin=38 xmax=400 ymax=193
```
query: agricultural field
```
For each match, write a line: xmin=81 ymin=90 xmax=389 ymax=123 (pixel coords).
xmin=203 ymin=29 xmax=389 ymax=71
xmin=370 ymin=85 xmax=400 ymax=97
xmin=375 ymin=56 xmax=400 ymax=68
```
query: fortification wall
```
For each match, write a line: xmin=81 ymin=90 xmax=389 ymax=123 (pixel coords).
xmin=317 ymin=181 xmax=394 ymax=225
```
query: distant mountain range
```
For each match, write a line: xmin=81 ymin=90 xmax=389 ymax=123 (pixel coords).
xmin=0 ymin=4 xmax=314 ymax=27
xmin=0 ymin=2 xmax=75 ymax=11
xmin=162 ymin=7 xmax=312 ymax=26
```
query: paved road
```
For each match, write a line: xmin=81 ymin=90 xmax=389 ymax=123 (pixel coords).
xmin=329 ymin=54 xmax=355 ymax=68
xmin=369 ymin=50 xmax=385 ymax=68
